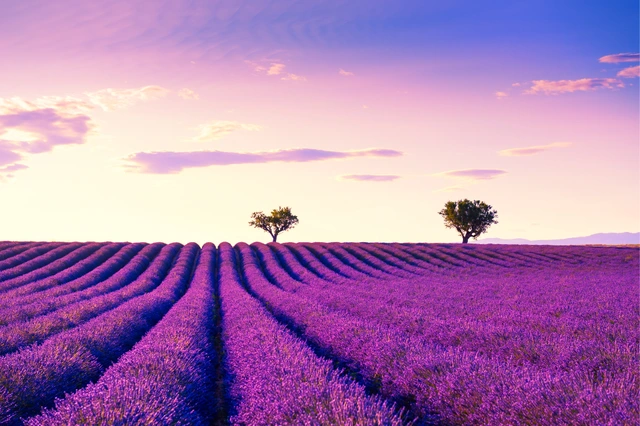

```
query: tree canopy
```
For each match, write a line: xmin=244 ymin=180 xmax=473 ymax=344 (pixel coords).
xmin=439 ymin=199 xmax=498 ymax=243
xmin=249 ymin=206 xmax=299 ymax=242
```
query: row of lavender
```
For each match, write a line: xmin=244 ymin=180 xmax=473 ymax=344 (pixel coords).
xmin=0 ymin=241 xmax=637 ymax=425
xmin=243 ymin=242 xmax=638 ymax=424
xmin=0 ymin=241 xmax=408 ymax=425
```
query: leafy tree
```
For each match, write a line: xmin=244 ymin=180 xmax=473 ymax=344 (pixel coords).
xmin=249 ymin=206 xmax=299 ymax=242
xmin=439 ymin=199 xmax=498 ymax=243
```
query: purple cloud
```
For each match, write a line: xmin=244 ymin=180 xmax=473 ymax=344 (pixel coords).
xmin=0 ymin=142 xmax=23 ymax=167
xmin=599 ymin=53 xmax=640 ymax=63
xmin=524 ymin=78 xmax=624 ymax=95
xmin=0 ymin=104 xmax=94 ymax=178
xmin=499 ymin=142 xmax=571 ymax=157
xmin=126 ymin=148 xmax=402 ymax=174
xmin=437 ymin=169 xmax=507 ymax=180
xmin=0 ymin=163 xmax=28 ymax=173
xmin=340 ymin=174 xmax=400 ymax=182
xmin=617 ymin=66 xmax=640 ymax=78
xmin=0 ymin=108 xmax=92 ymax=153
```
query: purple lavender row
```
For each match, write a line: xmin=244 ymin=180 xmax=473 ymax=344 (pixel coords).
xmin=321 ymin=243 xmax=399 ymax=278
xmin=400 ymin=243 xmax=535 ymax=271
xmin=0 ymin=243 xmax=130 ymax=307
xmin=348 ymin=243 xmax=435 ymax=276
xmin=249 ymin=243 xmax=305 ymax=292
xmin=272 ymin=244 xmax=404 ymax=294
xmin=368 ymin=243 xmax=453 ymax=271
xmin=273 ymin=254 xmax=638 ymax=372
xmin=406 ymin=244 xmax=493 ymax=268
xmin=340 ymin=243 xmax=422 ymax=277
xmin=0 ymin=242 xmax=17 ymax=252
xmin=473 ymin=244 xmax=556 ymax=266
xmin=0 ymin=242 xmax=38 ymax=262
xmin=419 ymin=243 xmax=553 ymax=268
xmin=0 ymin=243 xmax=173 ymax=354
xmin=26 ymin=243 xmax=216 ymax=425
xmin=0 ymin=243 xmax=198 ymax=424
xmin=224 ymin=243 xmax=407 ymax=425
xmin=236 ymin=243 xmax=638 ymax=424
xmin=272 ymin=243 xmax=637 ymax=341
xmin=282 ymin=243 xmax=362 ymax=283
xmin=313 ymin=242 xmax=406 ymax=279
xmin=0 ymin=243 xmax=82 ymax=284
xmin=264 ymin=242 xmax=330 ymax=283
xmin=461 ymin=244 xmax=633 ymax=268
xmin=510 ymin=244 xmax=579 ymax=264
xmin=0 ymin=243 xmax=153 ymax=327
xmin=402 ymin=244 xmax=468 ymax=268
xmin=450 ymin=244 xmax=528 ymax=267
xmin=0 ymin=243 xmax=106 ymax=294
xmin=294 ymin=243 xmax=376 ymax=280
xmin=0 ymin=243 xmax=66 ymax=277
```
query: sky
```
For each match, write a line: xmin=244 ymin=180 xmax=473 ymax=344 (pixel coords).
xmin=0 ymin=0 xmax=638 ymax=244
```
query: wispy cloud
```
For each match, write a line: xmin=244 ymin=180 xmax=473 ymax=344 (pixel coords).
xmin=435 ymin=185 xmax=465 ymax=193
xmin=267 ymin=63 xmax=286 ymax=75
xmin=192 ymin=121 xmax=261 ymax=142
xmin=178 ymin=88 xmax=199 ymax=100
xmin=599 ymin=53 xmax=640 ymax=63
xmin=246 ymin=60 xmax=306 ymax=82
xmin=340 ymin=174 xmax=400 ymax=182
xmin=617 ymin=65 xmax=640 ymax=78
xmin=126 ymin=148 xmax=402 ymax=174
xmin=436 ymin=169 xmax=507 ymax=181
xmin=245 ymin=61 xmax=267 ymax=72
xmin=495 ymin=91 xmax=508 ymax=99
xmin=281 ymin=73 xmax=307 ymax=82
xmin=0 ymin=96 xmax=93 ymax=115
xmin=524 ymin=78 xmax=623 ymax=95
xmin=339 ymin=69 xmax=354 ymax=76
xmin=86 ymin=85 xmax=169 ymax=111
xmin=498 ymin=142 xmax=571 ymax=157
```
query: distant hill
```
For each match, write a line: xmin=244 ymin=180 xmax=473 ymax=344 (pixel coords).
xmin=477 ymin=232 xmax=639 ymax=245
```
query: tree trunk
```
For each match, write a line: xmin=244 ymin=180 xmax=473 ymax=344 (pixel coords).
xmin=272 ymin=234 xmax=277 ymax=242
xmin=462 ymin=236 xmax=470 ymax=244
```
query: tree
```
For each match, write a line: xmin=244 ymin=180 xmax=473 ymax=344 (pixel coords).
xmin=249 ymin=206 xmax=299 ymax=242
xmin=439 ymin=199 xmax=498 ymax=243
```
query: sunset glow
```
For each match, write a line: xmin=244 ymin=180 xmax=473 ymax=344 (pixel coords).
xmin=1 ymin=0 xmax=638 ymax=243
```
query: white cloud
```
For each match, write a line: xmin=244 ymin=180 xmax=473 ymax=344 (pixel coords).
xmin=498 ymin=142 xmax=571 ymax=157
xmin=193 ymin=121 xmax=261 ymax=142
xmin=0 ymin=96 xmax=93 ymax=115
xmin=435 ymin=169 xmax=507 ymax=180
xmin=339 ymin=69 xmax=354 ymax=76
xmin=281 ymin=73 xmax=307 ymax=82
xmin=267 ymin=63 xmax=286 ymax=75
xmin=86 ymin=85 xmax=170 ymax=111
xmin=178 ymin=88 xmax=199 ymax=100
xmin=340 ymin=174 xmax=399 ymax=182
xmin=246 ymin=60 xmax=306 ymax=81
xmin=434 ymin=185 xmax=465 ymax=193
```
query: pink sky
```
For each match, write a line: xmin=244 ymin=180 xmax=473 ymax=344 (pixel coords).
xmin=0 ymin=1 xmax=638 ymax=243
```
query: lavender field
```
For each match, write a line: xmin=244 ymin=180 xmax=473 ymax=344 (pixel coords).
xmin=0 ymin=241 xmax=637 ymax=425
